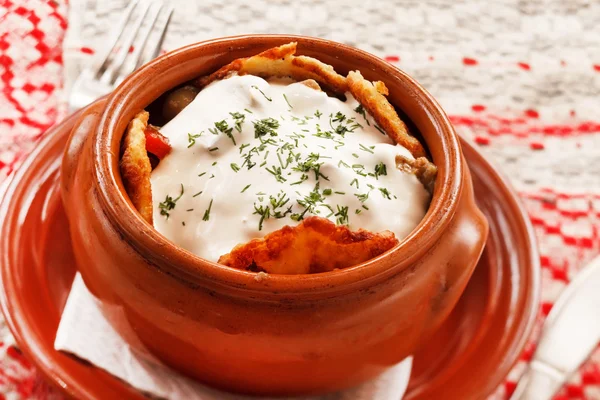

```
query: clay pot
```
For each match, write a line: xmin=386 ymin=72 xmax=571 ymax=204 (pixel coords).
xmin=60 ymin=35 xmax=488 ymax=396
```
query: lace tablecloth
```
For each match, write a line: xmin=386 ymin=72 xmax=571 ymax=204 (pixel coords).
xmin=1 ymin=0 xmax=600 ymax=398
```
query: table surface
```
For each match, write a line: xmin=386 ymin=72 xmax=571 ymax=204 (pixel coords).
xmin=1 ymin=0 xmax=599 ymax=399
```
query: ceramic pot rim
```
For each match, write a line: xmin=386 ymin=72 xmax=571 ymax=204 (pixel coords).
xmin=92 ymin=34 xmax=463 ymax=296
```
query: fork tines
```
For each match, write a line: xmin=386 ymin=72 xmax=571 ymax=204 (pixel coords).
xmin=96 ymin=0 xmax=174 ymax=85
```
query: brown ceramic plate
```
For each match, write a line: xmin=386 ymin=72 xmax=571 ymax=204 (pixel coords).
xmin=0 ymin=110 xmax=539 ymax=400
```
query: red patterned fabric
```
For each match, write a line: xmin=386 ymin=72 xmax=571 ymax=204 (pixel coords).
xmin=0 ymin=1 xmax=66 ymax=397
xmin=1 ymin=1 xmax=599 ymax=399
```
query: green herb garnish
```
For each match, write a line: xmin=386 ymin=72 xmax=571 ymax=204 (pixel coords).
xmin=293 ymin=153 xmax=329 ymax=181
xmin=352 ymin=164 xmax=367 ymax=177
xmin=158 ymin=184 xmax=184 ymax=219
xmin=374 ymin=162 xmax=387 ymax=179
xmin=265 ymin=165 xmax=287 ymax=183
xmin=253 ymin=117 xmax=279 ymax=138
xmin=355 ymin=192 xmax=369 ymax=203
xmin=229 ymin=112 xmax=246 ymax=132
xmin=374 ymin=124 xmax=386 ymax=135
xmin=290 ymin=173 xmax=308 ymax=185
xmin=378 ymin=187 xmax=392 ymax=199
xmin=283 ymin=93 xmax=293 ymax=109
xmin=354 ymin=104 xmax=370 ymax=126
xmin=209 ymin=120 xmax=236 ymax=145
xmin=270 ymin=191 xmax=292 ymax=218
xmin=335 ymin=205 xmax=349 ymax=225
xmin=202 ymin=199 xmax=213 ymax=221
xmin=291 ymin=183 xmax=325 ymax=221
xmin=251 ymin=85 xmax=272 ymax=101
xmin=187 ymin=132 xmax=203 ymax=148
xmin=253 ymin=204 xmax=270 ymax=230
xmin=359 ymin=143 xmax=374 ymax=154
xmin=239 ymin=143 xmax=250 ymax=153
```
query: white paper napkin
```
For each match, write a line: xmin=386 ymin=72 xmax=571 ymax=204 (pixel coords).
xmin=54 ymin=273 xmax=412 ymax=400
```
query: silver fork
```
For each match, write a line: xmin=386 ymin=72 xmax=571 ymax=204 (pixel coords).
xmin=68 ymin=0 xmax=173 ymax=112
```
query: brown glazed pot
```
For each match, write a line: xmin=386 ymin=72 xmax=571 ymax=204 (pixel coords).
xmin=60 ymin=35 xmax=489 ymax=396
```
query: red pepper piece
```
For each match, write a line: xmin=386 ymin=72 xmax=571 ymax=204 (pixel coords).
xmin=144 ymin=125 xmax=171 ymax=159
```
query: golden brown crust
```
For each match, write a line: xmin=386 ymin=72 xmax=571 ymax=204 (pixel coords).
xmin=218 ymin=216 xmax=398 ymax=274
xmin=194 ymin=42 xmax=348 ymax=95
xmin=120 ymin=111 xmax=153 ymax=224
xmin=396 ymin=155 xmax=437 ymax=193
xmin=298 ymin=79 xmax=321 ymax=91
xmin=194 ymin=43 xmax=429 ymax=162
xmin=373 ymin=80 xmax=389 ymax=96
xmin=347 ymin=70 xmax=426 ymax=158
xmin=288 ymin=55 xmax=347 ymax=93
xmin=194 ymin=58 xmax=246 ymax=88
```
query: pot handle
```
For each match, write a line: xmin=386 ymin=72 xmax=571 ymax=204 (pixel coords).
xmin=426 ymin=160 xmax=489 ymax=331
xmin=61 ymin=100 xmax=106 ymax=198
xmin=445 ymin=163 xmax=489 ymax=288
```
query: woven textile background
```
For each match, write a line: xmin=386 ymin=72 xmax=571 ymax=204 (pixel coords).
xmin=1 ymin=0 xmax=599 ymax=398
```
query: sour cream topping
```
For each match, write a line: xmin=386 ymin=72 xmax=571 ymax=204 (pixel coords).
xmin=150 ymin=75 xmax=430 ymax=262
